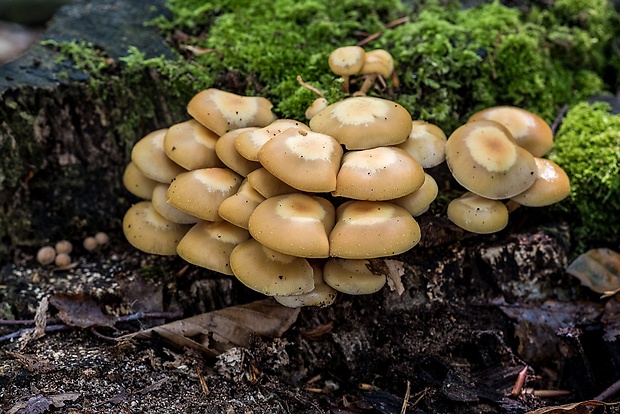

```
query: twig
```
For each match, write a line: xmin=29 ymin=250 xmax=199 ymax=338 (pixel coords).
xmin=296 ymin=75 xmax=324 ymax=98
xmin=551 ymin=104 xmax=570 ymax=134
xmin=594 ymin=377 xmax=620 ymax=401
xmin=357 ymin=31 xmax=382 ymax=47
xmin=0 ymin=324 xmax=71 ymax=343
xmin=511 ymin=366 xmax=529 ymax=397
xmin=0 ymin=318 xmax=60 ymax=326
xmin=400 ymin=380 xmax=411 ymax=414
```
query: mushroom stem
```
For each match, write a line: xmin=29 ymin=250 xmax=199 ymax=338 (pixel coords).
xmin=505 ymin=199 xmax=522 ymax=213
xmin=358 ymin=74 xmax=377 ymax=95
xmin=296 ymin=75 xmax=324 ymax=98
xmin=342 ymin=74 xmax=350 ymax=94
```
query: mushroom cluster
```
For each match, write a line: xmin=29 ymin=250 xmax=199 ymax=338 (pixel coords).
xmin=328 ymin=46 xmax=394 ymax=95
xmin=122 ymin=87 xmax=446 ymax=307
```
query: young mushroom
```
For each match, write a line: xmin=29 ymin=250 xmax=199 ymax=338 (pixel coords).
xmin=163 ymin=119 xmax=224 ymax=170
xmin=328 ymin=45 xmax=366 ymax=94
xmin=509 ymin=157 xmax=570 ymax=207
xmin=396 ymin=120 xmax=447 ymax=169
xmin=131 ymin=129 xmax=187 ymax=184
xmin=447 ymin=192 xmax=509 ymax=234
xmin=214 ymin=127 xmax=262 ymax=177
xmin=323 ymin=257 xmax=387 ymax=295
xmin=356 ymin=49 xmax=394 ymax=95
xmin=217 ymin=179 xmax=266 ymax=229
xmin=235 ymin=119 xmax=310 ymax=162
xmin=122 ymin=162 xmax=159 ymax=200
xmin=392 ymin=173 xmax=439 ymax=216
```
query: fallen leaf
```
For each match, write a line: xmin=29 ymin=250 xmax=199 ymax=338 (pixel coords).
xmin=525 ymin=400 xmax=612 ymax=414
xmin=368 ymin=259 xmax=406 ymax=295
xmin=49 ymin=293 xmax=115 ymax=328
xmin=566 ymin=248 xmax=620 ymax=294
xmin=122 ymin=299 xmax=299 ymax=356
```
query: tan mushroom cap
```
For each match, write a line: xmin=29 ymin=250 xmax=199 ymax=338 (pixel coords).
xmin=166 ymin=167 xmax=242 ymax=221
xmin=230 ymin=238 xmax=314 ymax=296
xmin=176 ymin=220 xmax=250 ymax=275
xmin=247 ymin=168 xmax=297 ymax=198
xmin=163 ymin=119 xmax=224 ymax=170
xmin=392 ymin=173 xmax=439 ymax=216
xmin=259 ymin=128 xmax=343 ymax=193
xmin=123 ymin=161 xmax=158 ymax=200
xmin=328 ymin=46 xmax=366 ymax=76
xmin=151 ymin=183 xmax=200 ymax=224
xmin=217 ymin=179 xmax=266 ymax=229
xmin=274 ymin=263 xmax=338 ymax=308
xmin=510 ymin=157 xmax=570 ymax=207
xmin=358 ymin=49 xmax=394 ymax=78
xmin=248 ymin=193 xmax=336 ymax=258
xmin=323 ymin=258 xmax=387 ymax=295
xmin=131 ymin=129 xmax=187 ymax=183
xmin=309 ymin=97 xmax=413 ymax=150
xmin=468 ymin=106 xmax=553 ymax=157
xmin=329 ymin=201 xmax=421 ymax=259
xmin=187 ymin=88 xmax=278 ymax=135
xmin=235 ymin=119 xmax=310 ymax=162
xmin=214 ymin=127 xmax=262 ymax=176
xmin=447 ymin=192 xmax=509 ymax=234
xmin=305 ymin=97 xmax=328 ymax=120
xmin=396 ymin=120 xmax=447 ymax=168
xmin=333 ymin=146 xmax=425 ymax=200
xmin=122 ymin=201 xmax=192 ymax=255
xmin=445 ymin=120 xmax=538 ymax=199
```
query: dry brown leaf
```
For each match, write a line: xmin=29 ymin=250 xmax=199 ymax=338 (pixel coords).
xmin=367 ymin=258 xmax=406 ymax=295
xmin=567 ymin=248 xmax=620 ymax=294
xmin=525 ymin=400 xmax=614 ymax=414
xmin=49 ymin=293 xmax=115 ymax=328
xmin=122 ymin=299 xmax=299 ymax=356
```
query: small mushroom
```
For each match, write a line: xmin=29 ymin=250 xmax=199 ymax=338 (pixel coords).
xmin=447 ymin=192 xmax=509 ymax=234
xmin=323 ymin=258 xmax=387 ymax=295
xmin=122 ymin=162 xmax=158 ymax=200
xmin=275 ymin=263 xmax=338 ymax=307
xmin=55 ymin=240 xmax=73 ymax=255
xmin=163 ymin=119 xmax=224 ymax=170
xmin=214 ymin=127 xmax=262 ymax=176
xmin=235 ymin=119 xmax=310 ymax=162
xmin=36 ymin=246 xmax=56 ymax=265
xmin=357 ymin=49 xmax=394 ymax=95
xmin=217 ymin=179 xmax=266 ymax=229
xmin=151 ymin=183 xmax=200 ymax=224
xmin=246 ymin=168 xmax=297 ymax=198
xmin=392 ymin=172 xmax=439 ymax=216
xmin=131 ymin=129 xmax=187 ymax=183
xmin=187 ymin=88 xmax=277 ymax=135
xmin=305 ymin=97 xmax=328 ymax=120
xmin=510 ymin=157 xmax=570 ymax=207
xmin=396 ymin=120 xmax=447 ymax=168
xmin=328 ymin=45 xmax=366 ymax=94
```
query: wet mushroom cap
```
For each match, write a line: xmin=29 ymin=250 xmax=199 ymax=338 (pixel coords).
xmin=122 ymin=201 xmax=192 ymax=255
xmin=445 ymin=120 xmax=538 ymax=199
xmin=151 ymin=183 xmax=199 ymax=224
xmin=329 ymin=200 xmax=421 ymax=259
xmin=392 ymin=172 xmax=439 ymax=216
xmin=510 ymin=157 xmax=570 ymax=207
xmin=246 ymin=168 xmax=297 ymax=198
xmin=230 ymin=238 xmax=314 ymax=296
xmin=235 ymin=119 xmax=310 ymax=162
xmin=217 ymin=179 xmax=266 ymax=229
xmin=328 ymin=45 xmax=366 ymax=76
xmin=309 ymin=96 xmax=413 ymax=150
xmin=122 ymin=162 xmax=158 ymax=200
xmin=187 ymin=88 xmax=278 ymax=135
xmin=163 ymin=119 xmax=224 ymax=170
xmin=131 ymin=129 xmax=187 ymax=183
xmin=447 ymin=192 xmax=509 ymax=234
xmin=468 ymin=106 xmax=553 ymax=157
xmin=396 ymin=120 xmax=447 ymax=168
xmin=323 ymin=258 xmax=387 ymax=295
xmin=214 ymin=127 xmax=262 ymax=177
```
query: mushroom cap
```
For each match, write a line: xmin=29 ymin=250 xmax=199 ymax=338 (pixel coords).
xmin=248 ymin=193 xmax=336 ymax=258
xmin=187 ymin=88 xmax=278 ymax=135
xmin=166 ymin=168 xmax=243 ymax=221
xmin=305 ymin=97 xmax=328 ymax=120
xmin=329 ymin=201 xmax=421 ymax=259
xmin=151 ymin=183 xmax=199 ymax=224
xmin=36 ymin=246 xmax=56 ymax=265
xmin=122 ymin=201 xmax=192 ymax=255
xmin=214 ymin=127 xmax=262 ymax=176
xmin=396 ymin=120 xmax=447 ymax=168
xmin=122 ymin=161 xmax=158 ymax=200
xmin=235 ymin=119 xmax=310 ymax=162
xmin=445 ymin=120 xmax=538 ymax=199
xmin=230 ymin=238 xmax=314 ymax=296
xmin=447 ymin=192 xmax=509 ymax=234
xmin=131 ymin=129 xmax=187 ymax=183
xmin=510 ymin=157 xmax=570 ymax=207
xmin=358 ymin=49 xmax=394 ymax=78
xmin=333 ymin=146 xmax=425 ymax=200
xmin=323 ymin=258 xmax=387 ymax=295
xmin=258 ymin=128 xmax=343 ymax=193
xmin=246 ymin=168 xmax=297 ymax=198
xmin=468 ymin=106 xmax=553 ymax=157
xmin=176 ymin=220 xmax=250 ymax=275
xmin=392 ymin=173 xmax=439 ymax=216
xmin=217 ymin=179 xmax=266 ymax=229
xmin=163 ymin=119 xmax=224 ymax=170
xmin=309 ymin=96 xmax=413 ymax=150
xmin=328 ymin=46 xmax=366 ymax=76
xmin=274 ymin=263 xmax=338 ymax=307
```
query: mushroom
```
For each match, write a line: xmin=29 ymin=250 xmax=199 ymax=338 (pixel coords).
xmin=309 ymin=96 xmax=412 ymax=149
xmin=151 ymin=183 xmax=199 ymax=224
xmin=248 ymin=193 xmax=335 ymax=258
xmin=214 ymin=127 xmax=262 ymax=177
xmin=122 ymin=201 xmax=192 ymax=255
xmin=163 ymin=119 xmax=224 ymax=170
xmin=329 ymin=200 xmax=421 ymax=259
xmin=468 ymin=106 xmax=553 ymax=157
xmin=166 ymin=168 xmax=242 ymax=221
xmin=392 ymin=172 xmax=439 ymax=216
xmin=333 ymin=146 xmax=425 ymax=200
xmin=445 ymin=120 xmax=538 ymax=199
xmin=229 ymin=238 xmax=315 ymax=296
xmin=447 ymin=192 xmax=509 ymax=234
xmin=305 ymin=97 xmax=328 ymax=120
xmin=122 ymin=162 xmax=158 ymax=200
xmin=176 ymin=220 xmax=250 ymax=275
xmin=235 ymin=119 xmax=310 ymax=162
xmin=55 ymin=240 xmax=73 ymax=255
xmin=327 ymin=45 xmax=366 ymax=94
xmin=258 ymin=128 xmax=343 ymax=193
xmin=274 ymin=262 xmax=338 ymax=307
xmin=396 ymin=120 xmax=447 ymax=168
xmin=131 ymin=129 xmax=187 ymax=183
xmin=217 ymin=179 xmax=266 ymax=229
xmin=323 ymin=258 xmax=387 ymax=295
xmin=36 ymin=246 xmax=56 ymax=265
xmin=510 ymin=157 xmax=570 ymax=207
xmin=246 ymin=168 xmax=297 ymax=198
xmin=187 ymin=88 xmax=277 ymax=135
xmin=357 ymin=49 xmax=394 ymax=95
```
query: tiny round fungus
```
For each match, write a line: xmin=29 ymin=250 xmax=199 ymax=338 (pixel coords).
xmin=248 ymin=193 xmax=335 ymax=258
xmin=217 ymin=179 xmax=266 ymax=229
xmin=122 ymin=201 xmax=192 ymax=255
xmin=131 ymin=129 xmax=187 ymax=183
xmin=392 ymin=173 xmax=439 ymax=216
xmin=396 ymin=120 xmax=447 ymax=168
xmin=214 ymin=127 xmax=262 ymax=177
xmin=328 ymin=45 xmax=365 ymax=93
xmin=309 ymin=96 xmax=412 ymax=150
xmin=36 ymin=246 xmax=56 ymax=265
xmin=166 ymin=168 xmax=242 ymax=221
xmin=333 ymin=146 xmax=425 ymax=200
xmin=94 ymin=232 xmax=109 ymax=246
xmin=230 ymin=238 xmax=314 ymax=296
xmin=468 ymin=106 xmax=553 ymax=157
xmin=83 ymin=236 xmax=98 ymax=252
xmin=176 ymin=220 xmax=250 ymax=275
xmin=510 ymin=157 xmax=570 ymax=207
xmin=151 ymin=183 xmax=200 ymax=224
xmin=329 ymin=201 xmax=421 ymax=259
xmin=323 ymin=258 xmax=387 ymax=295
xmin=258 ymin=129 xmax=343 ymax=193
xmin=55 ymin=240 xmax=73 ymax=255
xmin=445 ymin=120 xmax=538 ymax=199
xmin=235 ymin=119 xmax=310 ymax=162
xmin=357 ymin=49 xmax=394 ymax=95
xmin=274 ymin=263 xmax=338 ymax=308
xmin=163 ymin=119 xmax=224 ymax=170
xmin=122 ymin=162 xmax=158 ymax=200
xmin=447 ymin=192 xmax=509 ymax=234
xmin=246 ymin=168 xmax=297 ymax=198
xmin=54 ymin=253 xmax=71 ymax=267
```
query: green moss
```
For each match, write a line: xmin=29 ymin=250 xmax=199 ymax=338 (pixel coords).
xmin=549 ymin=101 xmax=620 ymax=252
